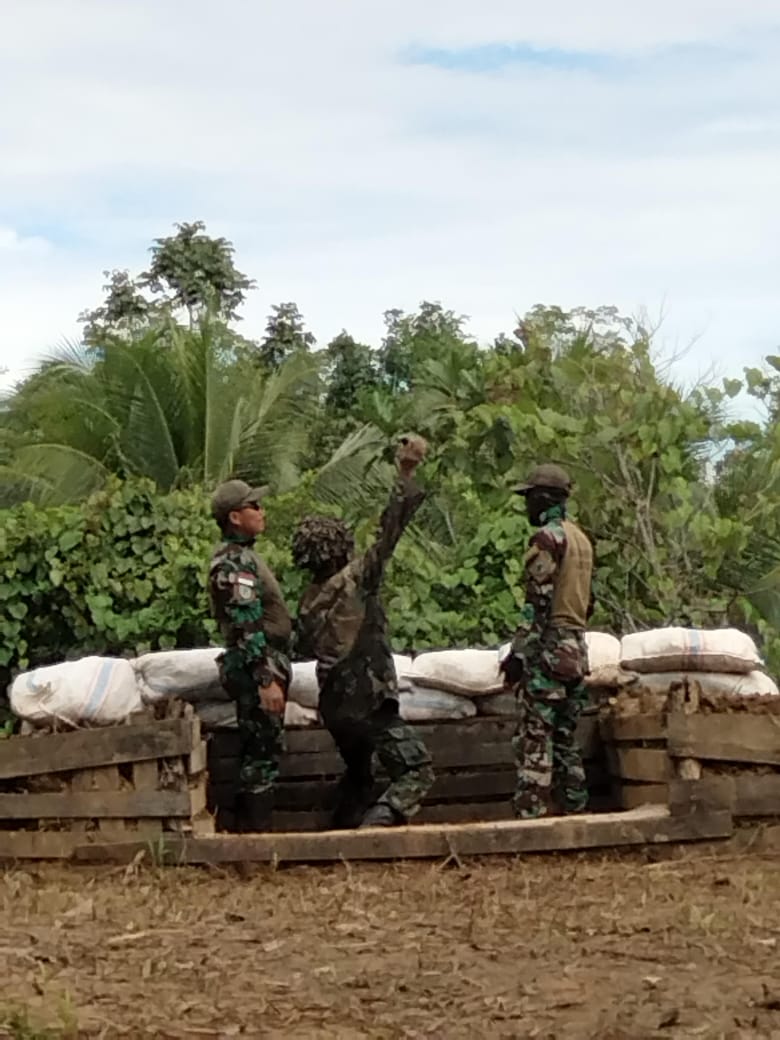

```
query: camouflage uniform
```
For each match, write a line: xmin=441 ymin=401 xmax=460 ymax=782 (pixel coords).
xmin=294 ymin=474 xmax=434 ymax=827
xmin=505 ymin=467 xmax=594 ymax=819
xmin=208 ymin=483 xmax=292 ymax=796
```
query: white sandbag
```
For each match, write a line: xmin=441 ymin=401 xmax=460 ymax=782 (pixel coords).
xmin=288 ymin=660 xmax=320 ymax=708
xmin=195 ymin=700 xmax=238 ymax=729
xmin=289 ymin=655 xmax=413 ymax=707
xmin=584 ymin=632 xmax=619 ymax=686
xmin=195 ymin=699 xmax=321 ymax=730
xmin=10 ymin=657 xmax=142 ymax=728
xmin=477 ymin=691 xmax=518 ymax=717
xmin=285 ymin=701 xmax=320 ymax=726
xmin=634 ymin=670 xmax=778 ymax=698
xmin=498 ymin=633 xmax=625 ymax=687
xmin=398 ymin=687 xmax=477 ymax=721
xmin=393 ymin=654 xmax=413 ymax=679
xmin=621 ymin=627 xmax=761 ymax=675
xmin=131 ymin=647 xmax=226 ymax=704
xmin=404 ymin=649 xmax=502 ymax=697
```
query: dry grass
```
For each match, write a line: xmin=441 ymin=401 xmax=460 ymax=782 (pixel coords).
xmin=1 ymin=848 xmax=780 ymax=1039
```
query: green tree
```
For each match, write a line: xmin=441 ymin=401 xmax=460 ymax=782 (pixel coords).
xmin=257 ymin=302 xmax=315 ymax=369
xmin=323 ymin=331 xmax=378 ymax=413
xmin=378 ymin=301 xmax=476 ymax=391
xmin=140 ymin=221 xmax=255 ymax=324
xmin=79 ymin=270 xmax=156 ymax=346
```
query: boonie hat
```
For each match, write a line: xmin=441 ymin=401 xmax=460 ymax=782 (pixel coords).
xmin=513 ymin=463 xmax=572 ymax=495
xmin=211 ymin=479 xmax=269 ymax=523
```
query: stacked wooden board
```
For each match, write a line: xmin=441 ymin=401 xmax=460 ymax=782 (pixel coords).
xmin=603 ymin=700 xmax=780 ymax=820
xmin=206 ymin=711 xmax=612 ymax=832
xmin=0 ymin=704 xmax=211 ymax=859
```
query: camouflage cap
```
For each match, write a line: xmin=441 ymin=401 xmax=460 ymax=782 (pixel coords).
xmin=211 ymin=479 xmax=269 ymax=523
xmin=513 ymin=463 xmax=572 ymax=495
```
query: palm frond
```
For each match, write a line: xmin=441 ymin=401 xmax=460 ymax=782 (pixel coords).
xmin=3 ymin=445 xmax=110 ymax=505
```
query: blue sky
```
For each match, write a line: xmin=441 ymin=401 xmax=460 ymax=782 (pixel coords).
xmin=2 ymin=0 xmax=779 ymax=413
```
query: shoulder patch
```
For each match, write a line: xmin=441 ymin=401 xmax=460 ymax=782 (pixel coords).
xmin=526 ymin=549 xmax=557 ymax=584
xmin=531 ymin=523 xmax=566 ymax=555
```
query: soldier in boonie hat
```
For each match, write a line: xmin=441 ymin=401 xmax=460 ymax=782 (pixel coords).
xmin=207 ymin=478 xmax=292 ymax=832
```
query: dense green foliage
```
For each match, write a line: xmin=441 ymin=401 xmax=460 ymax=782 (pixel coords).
xmin=1 ymin=225 xmax=779 ymax=694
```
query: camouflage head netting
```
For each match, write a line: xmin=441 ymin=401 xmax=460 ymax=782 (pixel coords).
xmin=291 ymin=516 xmax=355 ymax=572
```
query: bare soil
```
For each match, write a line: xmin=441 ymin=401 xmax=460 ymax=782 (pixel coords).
xmin=1 ymin=848 xmax=780 ymax=1039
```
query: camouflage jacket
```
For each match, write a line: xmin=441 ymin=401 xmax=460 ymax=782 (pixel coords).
xmin=208 ymin=534 xmax=292 ymax=687
xmin=296 ymin=473 xmax=425 ymax=721
xmin=510 ymin=505 xmax=594 ymax=684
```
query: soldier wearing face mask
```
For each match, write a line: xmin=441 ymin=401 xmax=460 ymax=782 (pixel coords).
xmin=500 ymin=464 xmax=594 ymax=819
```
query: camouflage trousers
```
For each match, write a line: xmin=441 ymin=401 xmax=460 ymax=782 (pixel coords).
xmin=220 ymin=665 xmax=284 ymax=795
xmin=326 ymin=700 xmax=434 ymax=828
xmin=511 ymin=668 xmax=588 ymax=819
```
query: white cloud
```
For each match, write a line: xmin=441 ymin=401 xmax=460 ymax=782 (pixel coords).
xmin=0 ymin=228 xmax=50 ymax=254
xmin=1 ymin=0 xmax=779 ymax=395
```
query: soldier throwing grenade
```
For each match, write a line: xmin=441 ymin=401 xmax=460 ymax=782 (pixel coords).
xmin=501 ymin=464 xmax=594 ymax=819
xmin=292 ymin=435 xmax=435 ymax=829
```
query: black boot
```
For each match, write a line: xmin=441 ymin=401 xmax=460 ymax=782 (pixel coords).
xmin=238 ymin=789 xmax=274 ymax=833
xmin=358 ymin=803 xmax=404 ymax=828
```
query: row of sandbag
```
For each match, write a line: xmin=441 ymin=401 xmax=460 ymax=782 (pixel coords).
xmin=7 ymin=649 xmax=484 ymax=730
xmin=8 ymin=626 xmax=777 ymax=731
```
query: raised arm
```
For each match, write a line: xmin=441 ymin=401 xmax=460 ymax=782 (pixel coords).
xmin=360 ymin=435 xmax=428 ymax=592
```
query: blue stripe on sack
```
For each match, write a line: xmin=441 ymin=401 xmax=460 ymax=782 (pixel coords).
xmin=688 ymin=628 xmax=700 ymax=668
xmin=84 ymin=659 xmax=115 ymax=721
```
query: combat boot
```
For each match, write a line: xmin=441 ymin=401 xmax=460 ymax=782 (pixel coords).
xmin=358 ymin=803 xmax=403 ymax=828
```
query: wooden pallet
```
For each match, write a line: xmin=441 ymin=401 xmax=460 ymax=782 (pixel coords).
xmin=603 ymin=710 xmax=780 ymax=818
xmin=0 ymin=706 xmax=212 ymax=860
xmin=206 ymin=712 xmax=613 ymax=832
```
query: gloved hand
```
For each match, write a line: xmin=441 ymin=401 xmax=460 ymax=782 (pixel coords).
xmin=396 ymin=433 xmax=428 ymax=472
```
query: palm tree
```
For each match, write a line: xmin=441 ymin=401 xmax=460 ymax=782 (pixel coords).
xmin=0 ymin=321 xmax=322 ymax=507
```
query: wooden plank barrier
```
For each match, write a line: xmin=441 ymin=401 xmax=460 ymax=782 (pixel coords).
xmin=206 ymin=712 xmax=613 ymax=833
xmin=602 ymin=707 xmax=780 ymax=820
xmin=0 ymin=706 xmax=212 ymax=860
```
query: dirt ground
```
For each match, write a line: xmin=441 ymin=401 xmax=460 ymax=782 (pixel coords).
xmin=1 ymin=847 xmax=780 ymax=1040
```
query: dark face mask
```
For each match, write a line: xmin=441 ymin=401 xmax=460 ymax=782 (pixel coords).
xmin=525 ymin=489 xmax=566 ymax=527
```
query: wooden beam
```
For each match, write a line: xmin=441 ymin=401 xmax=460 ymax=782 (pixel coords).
xmin=614 ymin=783 xmax=669 ymax=810
xmin=73 ymin=805 xmax=733 ymax=865
xmin=0 ymin=832 xmax=80 ymax=860
xmin=0 ymin=789 xmax=195 ymax=820
xmin=281 ymin=718 xmax=516 ymax=755
xmin=667 ymin=713 xmax=780 ymax=765
xmin=211 ymin=716 xmax=599 ymax=769
xmin=670 ymin=775 xmax=780 ymax=818
xmin=270 ymin=769 xmax=519 ymax=812
xmin=600 ymin=714 xmax=667 ymax=742
xmin=270 ymin=802 xmax=515 ymax=832
xmin=0 ymin=719 xmax=195 ymax=781
xmin=607 ymin=746 xmax=673 ymax=782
